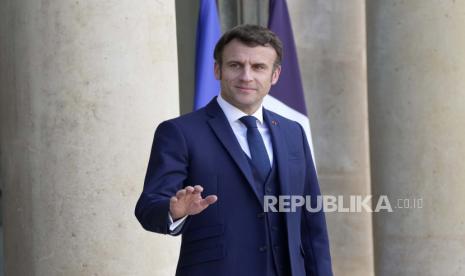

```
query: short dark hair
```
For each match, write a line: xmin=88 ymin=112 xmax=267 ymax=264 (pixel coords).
xmin=213 ymin=24 xmax=283 ymax=67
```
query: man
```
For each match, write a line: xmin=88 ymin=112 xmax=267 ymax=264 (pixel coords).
xmin=135 ymin=24 xmax=333 ymax=276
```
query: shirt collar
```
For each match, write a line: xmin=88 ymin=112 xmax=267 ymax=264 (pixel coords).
xmin=217 ymin=94 xmax=264 ymax=125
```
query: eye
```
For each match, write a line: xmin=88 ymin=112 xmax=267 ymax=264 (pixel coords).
xmin=228 ymin=63 xmax=240 ymax=69
xmin=253 ymin=64 xmax=266 ymax=70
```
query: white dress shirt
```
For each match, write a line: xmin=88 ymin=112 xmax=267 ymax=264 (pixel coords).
xmin=169 ymin=94 xmax=274 ymax=232
xmin=216 ymin=94 xmax=273 ymax=164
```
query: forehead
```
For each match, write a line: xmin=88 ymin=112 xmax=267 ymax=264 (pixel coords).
xmin=222 ymin=39 xmax=277 ymax=64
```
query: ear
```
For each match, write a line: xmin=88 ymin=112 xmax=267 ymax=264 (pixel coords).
xmin=271 ymin=65 xmax=281 ymax=85
xmin=214 ymin=62 xmax=221 ymax=80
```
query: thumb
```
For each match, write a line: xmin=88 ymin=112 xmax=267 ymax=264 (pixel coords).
xmin=204 ymin=195 xmax=218 ymax=205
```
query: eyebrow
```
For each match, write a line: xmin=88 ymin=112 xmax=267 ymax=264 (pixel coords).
xmin=225 ymin=60 xmax=269 ymax=67
xmin=225 ymin=60 xmax=242 ymax=65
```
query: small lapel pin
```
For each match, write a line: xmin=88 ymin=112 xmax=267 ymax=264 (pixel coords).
xmin=271 ymin=120 xmax=278 ymax=126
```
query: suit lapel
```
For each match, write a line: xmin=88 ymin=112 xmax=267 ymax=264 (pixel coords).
xmin=206 ymin=99 xmax=262 ymax=203
xmin=263 ymin=110 xmax=290 ymax=198
xmin=264 ymin=109 xmax=294 ymax=243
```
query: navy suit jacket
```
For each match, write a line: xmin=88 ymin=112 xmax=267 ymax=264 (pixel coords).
xmin=135 ymin=98 xmax=333 ymax=275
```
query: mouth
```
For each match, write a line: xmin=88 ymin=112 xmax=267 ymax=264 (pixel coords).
xmin=236 ymin=86 xmax=256 ymax=93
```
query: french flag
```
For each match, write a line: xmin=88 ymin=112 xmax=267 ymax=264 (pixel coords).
xmin=265 ymin=0 xmax=316 ymax=162
xmin=193 ymin=0 xmax=221 ymax=110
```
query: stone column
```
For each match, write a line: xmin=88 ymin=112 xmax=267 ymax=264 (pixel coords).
xmin=288 ymin=1 xmax=374 ymax=275
xmin=367 ymin=1 xmax=465 ymax=275
xmin=0 ymin=1 xmax=180 ymax=275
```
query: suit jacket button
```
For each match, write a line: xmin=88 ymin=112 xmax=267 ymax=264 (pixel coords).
xmin=259 ymin=246 xmax=268 ymax=252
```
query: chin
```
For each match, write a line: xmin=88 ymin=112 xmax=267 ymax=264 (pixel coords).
xmin=235 ymin=92 xmax=256 ymax=100
xmin=235 ymin=98 xmax=256 ymax=107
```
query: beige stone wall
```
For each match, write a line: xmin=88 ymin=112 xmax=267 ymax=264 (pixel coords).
xmin=367 ymin=1 xmax=465 ymax=275
xmin=288 ymin=1 xmax=374 ymax=275
xmin=0 ymin=0 xmax=180 ymax=275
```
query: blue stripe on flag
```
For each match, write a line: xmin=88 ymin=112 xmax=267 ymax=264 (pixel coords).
xmin=194 ymin=0 xmax=221 ymax=110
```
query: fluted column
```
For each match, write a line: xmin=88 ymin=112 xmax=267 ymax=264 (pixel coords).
xmin=288 ymin=1 xmax=374 ymax=275
xmin=367 ymin=1 xmax=465 ymax=275
xmin=0 ymin=1 xmax=180 ymax=275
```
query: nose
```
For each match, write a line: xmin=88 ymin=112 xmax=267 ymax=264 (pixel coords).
xmin=239 ymin=66 xmax=253 ymax=82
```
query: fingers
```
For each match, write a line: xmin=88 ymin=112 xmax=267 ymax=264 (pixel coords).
xmin=175 ymin=186 xmax=194 ymax=198
xmin=176 ymin=185 xmax=203 ymax=199
xmin=176 ymin=188 xmax=186 ymax=198
xmin=170 ymin=196 xmax=178 ymax=204
xmin=199 ymin=195 xmax=218 ymax=208
xmin=193 ymin=185 xmax=203 ymax=194
xmin=204 ymin=195 xmax=218 ymax=205
xmin=172 ymin=186 xmax=217 ymax=213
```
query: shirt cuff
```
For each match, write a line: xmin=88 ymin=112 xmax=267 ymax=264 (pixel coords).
xmin=168 ymin=213 xmax=188 ymax=234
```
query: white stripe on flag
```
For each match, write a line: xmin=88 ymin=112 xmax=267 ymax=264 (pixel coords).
xmin=263 ymin=95 xmax=317 ymax=167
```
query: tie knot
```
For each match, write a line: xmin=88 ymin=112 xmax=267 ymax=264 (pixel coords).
xmin=240 ymin=116 xmax=258 ymax=129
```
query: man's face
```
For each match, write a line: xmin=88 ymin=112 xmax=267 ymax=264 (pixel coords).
xmin=214 ymin=39 xmax=281 ymax=114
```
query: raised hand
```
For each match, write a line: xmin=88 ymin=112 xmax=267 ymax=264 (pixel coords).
xmin=169 ymin=185 xmax=218 ymax=220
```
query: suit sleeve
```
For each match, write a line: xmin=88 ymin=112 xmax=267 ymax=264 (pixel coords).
xmin=297 ymin=123 xmax=333 ymax=276
xmin=135 ymin=120 xmax=189 ymax=235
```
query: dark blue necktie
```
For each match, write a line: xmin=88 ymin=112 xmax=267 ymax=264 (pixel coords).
xmin=240 ymin=116 xmax=271 ymax=180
